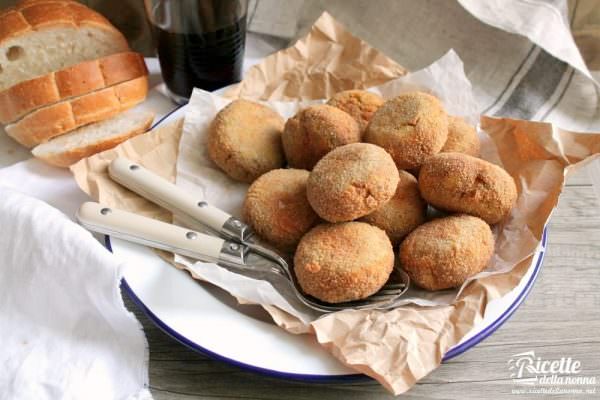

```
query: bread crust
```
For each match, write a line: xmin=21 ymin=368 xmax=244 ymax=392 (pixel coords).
xmin=32 ymin=112 xmax=154 ymax=167
xmin=399 ymin=214 xmax=494 ymax=291
xmin=6 ymin=76 xmax=148 ymax=147
xmin=0 ymin=52 xmax=147 ymax=124
xmin=294 ymin=222 xmax=394 ymax=303
xmin=0 ymin=0 xmax=127 ymax=45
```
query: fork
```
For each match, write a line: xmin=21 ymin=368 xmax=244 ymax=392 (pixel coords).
xmin=76 ymin=158 xmax=410 ymax=314
xmin=77 ymin=202 xmax=409 ymax=314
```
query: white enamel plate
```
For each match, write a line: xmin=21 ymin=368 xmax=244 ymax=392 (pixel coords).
xmin=108 ymin=104 xmax=547 ymax=380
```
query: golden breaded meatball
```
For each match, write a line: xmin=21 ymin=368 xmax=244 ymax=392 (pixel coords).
xmin=243 ymin=169 xmax=319 ymax=251
xmin=294 ymin=222 xmax=394 ymax=303
xmin=208 ymin=99 xmax=285 ymax=183
xmin=419 ymin=153 xmax=518 ymax=224
xmin=307 ymin=143 xmax=400 ymax=222
xmin=361 ymin=170 xmax=426 ymax=245
xmin=399 ymin=214 xmax=494 ymax=291
xmin=282 ymin=104 xmax=361 ymax=170
xmin=441 ymin=116 xmax=480 ymax=157
xmin=327 ymin=90 xmax=384 ymax=134
xmin=365 ymin=91 xmax=448 ymax=169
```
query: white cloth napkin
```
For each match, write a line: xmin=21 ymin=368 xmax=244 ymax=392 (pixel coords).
xmin=458 ymin=0 xmax=593 ymax=80
xmin=0 ymin=57 xmax=172 ymax=400
xmin=0 ymin=185 xmax=150 ymax=400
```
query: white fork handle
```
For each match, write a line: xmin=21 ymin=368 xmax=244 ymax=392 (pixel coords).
xmin=77 ymin=202 xmax=225 ymax=261
xmin=109 ymin=157 xmax=232 ymax=233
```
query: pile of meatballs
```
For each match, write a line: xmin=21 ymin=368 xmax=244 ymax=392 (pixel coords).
xmin=207 ymin=90 xmax=517 ymax=304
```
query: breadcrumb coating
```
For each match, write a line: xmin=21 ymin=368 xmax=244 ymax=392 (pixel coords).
xmin=418 ymin=153 xmax=517 ymax=224
xmin=441 ymin=116 xmax=480 ymax=157
xmin=365 ymin=91 xmax=448 ymax=169
xmin=399 ymin=214 xmax=494 ymax=291
xmin=208 ymin=99 xmax=285 ymax=183
xmin=361 ymin=170 xmax=426 ymax=245
xmin=327 ymin=90 xmax=384 ymax=134
xmin=306 ymin=143 xmax=400 ymax=222
xmin=243 ymin=169 xmax=319 ymax=251
xmin=294 ymin=222 xmax=394 ymax=303
xmin=282 ymin=104 xmax=361 ymax=170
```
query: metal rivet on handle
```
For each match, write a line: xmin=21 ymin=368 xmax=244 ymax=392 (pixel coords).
xmin=186 ymin=232 xmax=198 ymax=240
xmin=129 ymin=164 xmax=140 ymax=171
xmin=229 ymin=243 xmax=239 ymax=251
xmin=100 ymin=207 xmax=111 ymax=215
xmin=232 ymin=220 xmax=242 ymax=228
xmin=197 ymin=201 xmax=208 ymax=208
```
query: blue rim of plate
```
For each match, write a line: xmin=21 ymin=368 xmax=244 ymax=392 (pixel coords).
xmin=149 ymin=103 xmax=186 ymax=129
xmin=107 ymin=227 xmax=547 ymax=382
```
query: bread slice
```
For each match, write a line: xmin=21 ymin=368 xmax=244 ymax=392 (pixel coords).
xmin=0 ymin=51 xmax=147 ymax=124
xmin=0 ymin=0 xmax=129 ymax=91
xmin=32 ymin=109 xmax=154 ymax=167
xmin=6 ymin=75 xmax=148 ymax=147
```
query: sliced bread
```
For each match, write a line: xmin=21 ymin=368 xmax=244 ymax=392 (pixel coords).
xmin=0 ymin=0 xmax=129 ymax=91
xmin=6 ymin=75 xmax=148 ymax=148
xmin=32 ymin=109 xmax=155 ymax=167
xmin=0 ymin=51 xmax=147 ymax=124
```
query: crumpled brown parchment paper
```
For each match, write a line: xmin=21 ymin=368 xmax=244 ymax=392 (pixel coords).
xmin=70 ymin=12 xmax=600 ymax=395
xmin=71 ymin=119 xmax=182 ymax=223
xmin=223 ymin=13 xmax=407 ymax=100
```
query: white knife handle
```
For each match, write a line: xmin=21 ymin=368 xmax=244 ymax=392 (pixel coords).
xmin=77 ymin=202 xmax=229 ymax=262
xmin=108 ymin=157 xmax=239 ymax=237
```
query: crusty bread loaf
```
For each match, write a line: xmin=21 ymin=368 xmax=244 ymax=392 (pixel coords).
xmin=32 ymin=109 xmax=154 ymax=167
xmin=6 ymin=75 xmax=148 ymax=147
xmin=0 ymin=0 xmax=151 ymax=166
xmin=0 ymin=0 xmax=129 ymax=91
xmin=0 ymin=52 xmax=147 ymax=124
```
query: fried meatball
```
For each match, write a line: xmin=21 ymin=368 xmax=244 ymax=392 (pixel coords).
xmin=418 ymin=153 xmax=517 ymax=224
xmin=365 ymin=91 xmax=448 ymax=169
xmin=208 ymin=99 xmax=285 ymax=183
xmin=294 ymin=222 xmax=394 ymax=303
xmin=399 ymin=214 xmax=494 ymax=291
xmin=327 ymin=90 xmax=384 ymax=134
xmin=441 ymin=116 xmax=480 ymax=157
xmin=243 ymin=169 xmax=319 ymax=251
xmin=361 ymin=170 xmax=426 ymax=245
xmin=282 ymin=104 xmax=361 ymax=170
xmin=306 ymin=143 xmax=400 ymax=222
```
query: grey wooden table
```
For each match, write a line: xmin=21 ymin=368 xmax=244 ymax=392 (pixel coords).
xmin=125 ymin=168 xmax=600 ymax=399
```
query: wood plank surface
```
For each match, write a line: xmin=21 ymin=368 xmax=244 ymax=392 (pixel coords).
xmin=125 ymin=168 xmax=600 ymax=399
